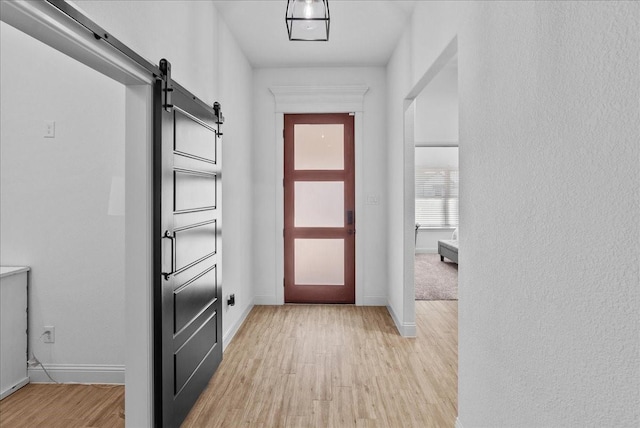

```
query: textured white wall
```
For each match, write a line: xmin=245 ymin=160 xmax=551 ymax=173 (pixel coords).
xmin=458 ymin=2 xmax=639 ymax=425
xmin=252 ymin=67 xmax=388 ymax=305
xmin=0 ymin=21 xmax=126 ymax=368
xmin=389 ymin=1 xmax=640 ymax=425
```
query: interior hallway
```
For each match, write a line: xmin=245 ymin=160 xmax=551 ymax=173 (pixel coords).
xmin=0 ymin=301 xmax=457 ymax=427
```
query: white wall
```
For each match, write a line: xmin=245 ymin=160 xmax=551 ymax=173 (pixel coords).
xmin=63 ymin=0 xmax=255 ymax=347
xmin=73 ymin=0 xmax=219 ymax=100
xmin=389 ymin=1 xmax=640 ymax=425
xmin=415 ymin=59 xmax=458 ymax=144
xmin=0 ymin=21 xmax=126 ymax=379
xmin=1 ymin=0 xmax=254 ymax=392
xmin=386 ymin=28 xmax=413 ymax=332
xmin=217 ymin=17 xmax=254 ymax=346
xmin=252 ymin=67 xmax=388 ymax=305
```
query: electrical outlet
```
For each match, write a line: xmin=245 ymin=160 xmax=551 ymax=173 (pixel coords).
xmin=43 ymin=326 xmax=55 ymax=343
xmin=227 ymin=294 xmax=235 ymax=306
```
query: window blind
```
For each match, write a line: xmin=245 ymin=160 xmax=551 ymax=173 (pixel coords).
xmin=415 ymin=167 xmax=459 ymax=227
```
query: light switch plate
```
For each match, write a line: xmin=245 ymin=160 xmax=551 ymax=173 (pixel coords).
xmin=366 ymin=194 xmax=380 ymax=205
xmin=44 ymin=120 xmax=55 ymax=138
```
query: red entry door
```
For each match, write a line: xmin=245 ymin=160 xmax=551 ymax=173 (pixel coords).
xmin=284 ymin=113 xmax=355 ymax=303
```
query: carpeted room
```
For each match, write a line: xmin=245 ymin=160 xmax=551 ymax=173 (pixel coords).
xmin=414 ymin=143 xmax=459 ymax=301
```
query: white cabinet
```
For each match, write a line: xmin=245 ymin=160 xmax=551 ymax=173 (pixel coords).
xmin=0 ymin=266 xmax=30 ymax=400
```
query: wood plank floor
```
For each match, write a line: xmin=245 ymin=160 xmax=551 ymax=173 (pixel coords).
xmin=184 ymin=301 xmax=457 ymax=427
xmin=0 ymin=301 xmax=457 ymax=428
xmin=0 ymin=383 xmax=124 ymax=427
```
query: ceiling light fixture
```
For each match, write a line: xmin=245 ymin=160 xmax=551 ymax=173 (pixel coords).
xmin=285 ymin=0 xmax=330 ymax=41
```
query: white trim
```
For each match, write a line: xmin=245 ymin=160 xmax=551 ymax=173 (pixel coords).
xmin=223 ymin=301 xmax=254 ymax=351
xmin=354 ymin=113 xmax=365 ymax=307
xmin=125 ymin=84 xmax=154 ymax=427
xmin=455 ymin=417 xmax=464 ymax=428
xmin=415 ymin=141 xmax=459 ymax=147
xmin=270 ymin=85 xmax=369 ymax=113
xmin=270 ymin=86 xmax=369 ymax=306
xmin=415 ymin=248 xmax=439 ymax=254
xmin=274 ymin=114 xmax=285 ymax=305
xmin=363 ymin=296 xmax=387 ymax=306
xmin=386 ymin=304 xmax=416 ymax=337
xmin=28 ymin=364 xmax=124 ymax=384
xmin=0 ymin=0 xmax=152 ymax=85
xmin=406 ymin=37 xmax=458 ymax=100
xmin=254 ymin=295 xmax=281 ymax=305
xmin=401 ymin=102 xmax=416 ymax=336
xmin=0 ymin=377 xmax=29 ymax=400
xmin=399 ymin=36 xmax=459 ymax=340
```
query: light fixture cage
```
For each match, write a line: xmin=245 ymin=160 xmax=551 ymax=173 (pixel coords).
xmin=285 ymin=0 xmax=330 ymax=41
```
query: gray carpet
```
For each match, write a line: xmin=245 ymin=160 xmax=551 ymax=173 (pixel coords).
xmin=415 ymin=253 xmax=458 ymax=300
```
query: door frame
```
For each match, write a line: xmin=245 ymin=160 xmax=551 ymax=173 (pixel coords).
xmin=1 ymin=2 xmax=157 ymax=426
xmin=397 ymin=36 xmax=459 ymax=337
xmin=269 ymin=86 xmax=368 ymax=305
xmin=283 ymin=113 xmax=356 ymax=304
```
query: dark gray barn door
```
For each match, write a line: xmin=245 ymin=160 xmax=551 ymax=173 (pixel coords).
xmin=154 ymin=60 xmax=223 ymax=427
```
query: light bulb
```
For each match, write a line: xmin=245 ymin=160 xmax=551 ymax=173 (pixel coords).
xmin=303 ymin=0 xmax=313 ymax=19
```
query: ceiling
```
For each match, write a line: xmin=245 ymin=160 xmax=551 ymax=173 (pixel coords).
xmin=213 ymin=1 xmax=416 ymax=68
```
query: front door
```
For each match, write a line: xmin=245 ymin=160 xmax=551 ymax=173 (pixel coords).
xmin=284 ymin=113 xmax=355 ymax=303
xmin=154 ymin=60 xmax=223 ymax=427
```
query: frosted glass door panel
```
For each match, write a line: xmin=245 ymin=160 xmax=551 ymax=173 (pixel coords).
xmin=295 ymin=239 xmax=344 ymax=285
xmin=294 ymin=124 xmax=344 ymax=170
xmin=295 ymin=181 xmax=344 ymax=227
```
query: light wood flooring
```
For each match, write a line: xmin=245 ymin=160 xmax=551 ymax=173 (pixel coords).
xmin=0 ymin=383 xmax=124 ymax=427
xmin=0 ymin=301 xmax=457 ymax=428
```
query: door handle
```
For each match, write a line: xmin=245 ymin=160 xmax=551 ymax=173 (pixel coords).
xmin=347 ymin=210 xmax=354 ymax=225
xmin=161 ymin=230 xmax=175 ymax=280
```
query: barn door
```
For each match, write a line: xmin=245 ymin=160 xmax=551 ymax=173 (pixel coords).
xmin=153 ymin=59 xmax=224 ymax=427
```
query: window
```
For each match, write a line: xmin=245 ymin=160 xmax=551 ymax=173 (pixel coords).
xmin=415 ymin=147 xmax=458 ymax=228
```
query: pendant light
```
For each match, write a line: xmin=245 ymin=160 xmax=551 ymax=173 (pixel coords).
xmin=285 ymin=0 xmax=330 ymax=41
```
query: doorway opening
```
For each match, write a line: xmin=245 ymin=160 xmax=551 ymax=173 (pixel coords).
xmin=410 ymin=50 xmax=458 ymax=304
xmin=283 ymin=113 xmax=355 ymax=304
xmin=399 ymin=36 xmax=458 ymax=337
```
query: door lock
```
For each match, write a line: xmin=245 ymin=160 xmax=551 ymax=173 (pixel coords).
xmin=347 ymin=210 xmax=354 ymax=225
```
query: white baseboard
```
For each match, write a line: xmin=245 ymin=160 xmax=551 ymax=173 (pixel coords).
xmin=362 ymin=296 xmax=387 ymax=306
xmin=386 ymin=303 xmax=416 ymax=337
xmin=28 ymin=364 xmax=124 ymax=384
xmin=255 ymin=295 xmax=387 ymax=306
xmin=223 ymin=300 xmax=254 ymax=351
xmin=415 ymin=248 xmax=438 ymax=254
xmin=253 ymin=295 xmax=280 ymax=305
xmin=1 ymin=376 xmax=29 ymax=400
xmin=455 ymin=417 xmax=463 ymax=428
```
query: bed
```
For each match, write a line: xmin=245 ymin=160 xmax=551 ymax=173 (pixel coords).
xmin=438 ymin=239 xmax=458 ymax=264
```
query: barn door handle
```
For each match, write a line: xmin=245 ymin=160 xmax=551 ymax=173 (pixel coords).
xmin=347 ymin=210 xmax=354 ymax=225
xmin=161 ymin=230 xmax=175 ymax=280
